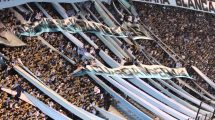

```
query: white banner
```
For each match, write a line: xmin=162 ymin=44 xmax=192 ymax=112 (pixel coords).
xmin=75 ymin=64 xmax=191 ymax=79
xmin=20 ymin=17 xmax=125 ymax=37
xmin=133 ymin=0 xmax=215 ymax=14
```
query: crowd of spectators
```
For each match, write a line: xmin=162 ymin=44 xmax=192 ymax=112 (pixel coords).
xmin=0 ymin=4 xmax=112 ymax=119
xmin=0 ymin=9 xmax=50 ymax=119
xmin=134 ymin=3 xmax=215 ymax=94
xmin=0 ymin=68 xmax=49 ymax=119
xmin=1 ymin=1 xmax=215 ymax=119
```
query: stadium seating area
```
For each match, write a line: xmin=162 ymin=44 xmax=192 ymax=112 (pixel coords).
xmin=0 ymin=0 xmax=214 ymax=120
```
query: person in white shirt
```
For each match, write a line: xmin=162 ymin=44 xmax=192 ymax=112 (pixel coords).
xmin=94 ymin=86 xmax=100 ymax=95
xmin=48 ymin=101 xmax=54 ymax=108
xmin=104 ymin=49 xmax=109 ymax=54
xmin=120 ymin=58 xmax=126 ymax=66
xmin=176 ymin=61 xmax=182 ymax=68
xmin=35 ymin=12 xmax=42 ymax=21
xmin=34 ymin=110 xmax=40 ymax=119
xmin=89 ymin=47 xmax=95 ymax=55
xmin=128 ymin=16 xmax=133 ymax=22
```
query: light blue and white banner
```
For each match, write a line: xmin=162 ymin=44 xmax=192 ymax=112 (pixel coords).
xmin=74 ymin=64 xmax=191 ymax=79
xmin=20 ymin=17 xmax=126 ymax=37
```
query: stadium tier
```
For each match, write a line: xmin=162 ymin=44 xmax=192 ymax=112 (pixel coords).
xmin=0 ymin=0 xmax=214 ymax=120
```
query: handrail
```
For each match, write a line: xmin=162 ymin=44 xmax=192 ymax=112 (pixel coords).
xmin=191 ymin=81 xmax=215 ymax=100
xmin=94 ymin=0 xmax=121 ymax=26
xmin=93 ymin=0 xmax=116 ymax=27
xmin=1 ymin=87 xmax=34 ymax=106
xmin=158 ymin=78 xmax=214 ymax=112
xmin=195 ymin=99 xmax=215 ymax=120
xmin=169 ymin=79 xmax=215 ymax=104
xmin=94 ymin=106 xmax=126 ymax=120
xmin=192 ymin=66 xmax=215 ymax=90
xmin=99 ymin=50 xmax=120 ymax=68
xmin=147 ymin=78 xmax=209 ymax=115
xmin=95 ymin=33 xmax=125 ymax=59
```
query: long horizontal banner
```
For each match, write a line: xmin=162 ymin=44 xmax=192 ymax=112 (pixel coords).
xmin=133 ymin=0 xmax=215 ymax=14
xmin=74 ymin=64 xmax=191 ymax=79
xmin=20 ymin=17 xmax=126 ymax=37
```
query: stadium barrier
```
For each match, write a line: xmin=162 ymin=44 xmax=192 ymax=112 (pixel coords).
xmin=94 ymin=106 xmax=126 ymax=120
xmin=99 ymin=50 xmax=120 ymax=68
xmin=101 ymin=75 xmax=177 ymax=120
xmin=93 ymin=0 xmax=116 ymax=27
xmin=191 ymin=81 xmax=215 ymax=100
xmin=111 ymin=76 xmax=190 ymax=119
xmin=95 ymin=33 xmax=125 ymax=59
xmin=94 ymin=0 xmax=137 ymax=48
xmin=158 ymin=78 xmax=214 ymax=112
xmin=192 ymin=66 xmax=215 ymax=90
xmin=103 ymin=35 xmax=130 ymax=58
xmin=128 ymin=77 xmax=198 ymax=117
xmin=95 ymin=0 xmax=121 ymax=26
xmin=78 ymin=32 xmax=99 ymax=49
xmin=147 ymin=78 xmax=210 ymax=115
xmin=168 ymin=79 xmax=215 ymax=104
xmin=39 ymin=36 xmax=76 ymax=64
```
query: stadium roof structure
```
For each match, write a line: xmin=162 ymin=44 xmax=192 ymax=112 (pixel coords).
xmin=0 ymin=0 xmax=109 ymax=9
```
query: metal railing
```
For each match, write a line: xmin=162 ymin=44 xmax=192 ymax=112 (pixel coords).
xmin=195 ymin=99 xmax=215 ymax=120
